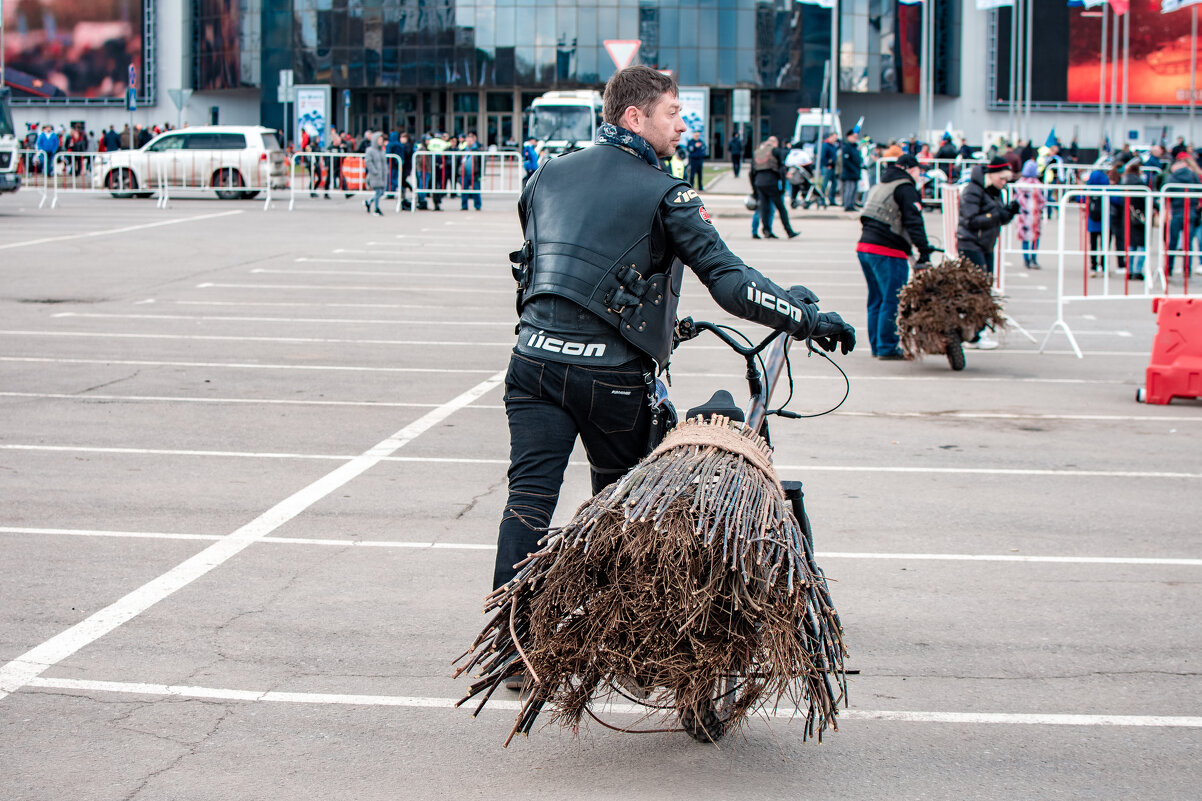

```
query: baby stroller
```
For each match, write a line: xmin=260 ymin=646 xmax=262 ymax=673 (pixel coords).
xmin=789 ymin=163 xmax=826 ymax=209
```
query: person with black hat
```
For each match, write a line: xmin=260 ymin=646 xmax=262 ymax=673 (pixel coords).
xmin=856 ymin=154 xmax=935 ymax=360
xmin=956 ymin=155 xmax=1018 ymax=350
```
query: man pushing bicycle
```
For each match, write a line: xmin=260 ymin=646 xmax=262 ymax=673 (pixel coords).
xmin=496 ymin=66 xmax=857 ymax=658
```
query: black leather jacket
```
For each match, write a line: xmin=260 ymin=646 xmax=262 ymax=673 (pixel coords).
xmin=515 ymin=140 xmax=819 ymax=368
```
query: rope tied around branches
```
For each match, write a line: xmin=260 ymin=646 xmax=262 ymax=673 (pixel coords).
xmin=645 ymin=415 xmax=784 ymax=497
xmin=453 ymin=415 xmax=847 ymax=745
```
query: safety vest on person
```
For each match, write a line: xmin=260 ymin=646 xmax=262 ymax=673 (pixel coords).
xmin=859 ymin=178 xmax=912 ymax=244
xmin=752 ymin=143 xmax=778 ymax=172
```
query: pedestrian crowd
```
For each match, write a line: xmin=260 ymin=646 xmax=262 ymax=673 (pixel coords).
xmin=23 ymin=121 xmax=174 ymax=175
xmin=298 ymin=126 xmax=497 ymax=214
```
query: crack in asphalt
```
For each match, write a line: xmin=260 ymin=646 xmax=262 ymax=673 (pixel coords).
xmin=455 ymin=478 xmax=504 ymax=520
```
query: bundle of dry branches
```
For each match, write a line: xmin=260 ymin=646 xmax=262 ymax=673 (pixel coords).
xmin=453 ymin=416 xmax=847 ymax=746
xmin=896 ymin=257 xmax=1006 ymax=358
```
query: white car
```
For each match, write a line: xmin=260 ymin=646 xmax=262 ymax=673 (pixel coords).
xmin=93 ymin=125 xmax=288 ymax=199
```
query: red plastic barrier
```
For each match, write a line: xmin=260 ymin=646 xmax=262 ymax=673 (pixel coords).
xmin=1140 ymin=297 xmax=1202 ymax=405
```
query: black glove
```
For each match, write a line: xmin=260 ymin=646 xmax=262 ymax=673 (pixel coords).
xmin=1005 ymin=200 xmax=1021 ymax=215
xmin=787 ymin=284 xmax=821 ymax=306
xmin=807 ymin=311 xmax=856 ymax=355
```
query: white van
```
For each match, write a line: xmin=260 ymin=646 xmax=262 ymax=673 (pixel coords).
xmin=93 ymin=125 xmax=288 ymax=199
xmin=790 ymin=108 xmax=842 ymax=152
xmin=526 ymin=90 xmax=604 ymax=159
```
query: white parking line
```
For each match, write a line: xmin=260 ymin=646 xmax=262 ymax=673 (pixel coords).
xmin=6 ymin=393 xmax=1194 ymax=423
xmin=259 ymin=268 xmax=509 ymax=279
xmin=4 ymin=527 xmax=1200 ymax=566
xmin=53 ymin=312 xmax=514 ymax=326
xmin=0 ymin=210 xmax=244 ymax=251
xmin=21 ymin=678 xmax=1202 ymax=728
xmin=310 ymin=253 xmax=502 ymax=263
xmin=0 ymin=355 xmax=1142 ymax=378
xmin=0 ymin=330 xmax=517 ymax=348
xmin=2 ymin=445 xmax=1197 ymax=478
xmin=174 ymin=300 xmax=499 ymax=311
xmin=0 ymin=370 xmax=506 ymax=701
xmin=0 ymin=444 xmax=350 ymax=460
xmin=196 ymin=282 xmax=510 ymax=294
xmin=0 ymin=356 xmax=498 ymax=375
xmin=0 ymin=391 xmax=503 ymax=410
xmin=1 ymin=329 xmax=1144 ymax=353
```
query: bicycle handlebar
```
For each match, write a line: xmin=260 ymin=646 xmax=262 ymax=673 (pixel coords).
xmin=674 ymin=317 xmax=784 ymax=357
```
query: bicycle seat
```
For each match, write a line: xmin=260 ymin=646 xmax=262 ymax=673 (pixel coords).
xmin=685 ymin=390 xmax=745 ymax=423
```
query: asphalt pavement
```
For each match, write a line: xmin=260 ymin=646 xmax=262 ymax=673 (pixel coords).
xmin=1 ymin=184 xmax=1199 ymax=801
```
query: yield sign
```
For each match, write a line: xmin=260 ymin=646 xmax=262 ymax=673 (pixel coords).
xmin=604 ymin=40 xmax=641 ymax=70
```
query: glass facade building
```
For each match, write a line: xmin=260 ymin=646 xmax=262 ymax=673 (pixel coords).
xmin=193 ymin=0 xmax=957 ymax=150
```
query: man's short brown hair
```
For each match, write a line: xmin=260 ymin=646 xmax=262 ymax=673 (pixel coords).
xmin=602 ymin=66 xmax=678 ymax=126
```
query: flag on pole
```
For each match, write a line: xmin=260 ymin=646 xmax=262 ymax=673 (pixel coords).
xmin=1162 ymin=0 xmax=1202 ymax=12
xmin=853 ymin=116 xmax=864 ymax=133
xmin=1045 ymin=128 xmax=1058 ymax=148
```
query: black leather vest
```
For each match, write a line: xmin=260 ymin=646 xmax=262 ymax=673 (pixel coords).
xmin=517 ymin=145 xmax=684 ymax=366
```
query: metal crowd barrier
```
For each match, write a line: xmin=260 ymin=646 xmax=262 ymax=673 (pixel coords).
xmin=49 ymin=152 xmax=110 ymax=207
xmin=1040 ymin=185 xmax=1199 ymax=358
xmin=288 ymin=152 xmax=404 ymax=211
xmin=15 ymin=149 xmax=50 ymax=207
xmin=1048 ymin=162 xmax=1162 ymax=185
xmin=410 ymin=150 xmax=523 ymax=211
xmin=1155 ymin=186 xmax=1202 ymax=296
xmin=937 ymin=182 xmax=1011 ymax=293
xmin=153 ymin=151 xmax=286 ymax=211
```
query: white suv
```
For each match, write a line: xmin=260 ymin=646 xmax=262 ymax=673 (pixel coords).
xmin=93 ymin=125 xmax=288 ymax=199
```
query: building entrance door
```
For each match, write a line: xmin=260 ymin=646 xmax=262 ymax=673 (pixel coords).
xmin=711 ymin=119 xmax=726 ymax=161
xmin=369 ymin=93 xmax=391 ymax=134
xmin=394 ymin=93 xmax=418 ymax=136
xmin=486 ymin=114 xmax=513 ymax=148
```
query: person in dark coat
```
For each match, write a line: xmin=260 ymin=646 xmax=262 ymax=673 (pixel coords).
xmin=820 ymin=133 xmax=839 ymax=205
xmin=1084 ymin=168 xmax=1114 ymax=273
xmin=840 ymin=130 xmax=863 ymax=211
xmin=1112 ymin=159 xmax=1149 ymax=279
xmin=750 ymin=136 xmax=799 ymax=239
xmin=685 ymin=131 xmax=707 ymax=191
xmin=956 ymin=156 xmax=1018 ymax=273
xmin=935 ymin=135 xmax=958 ymax=161
xmin=386 ymin=131 xmax=404 ymax=195
xmin=1163 ymin=153 xmax=1202 ymax=277
xmin=955 ymin=156 xmax=1017 ymax=350
xmin=729 ymin=131 xmax=743 ymax=178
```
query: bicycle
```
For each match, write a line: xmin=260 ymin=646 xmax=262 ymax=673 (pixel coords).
xmin=454 ymin=318 xmax=849 ymax=746
xmin=666 ymin=317 xmax=847 ymax=742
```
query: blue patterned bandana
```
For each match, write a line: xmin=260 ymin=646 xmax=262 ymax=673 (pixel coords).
xmin=595 ymin=122 xmax=663 ymax=169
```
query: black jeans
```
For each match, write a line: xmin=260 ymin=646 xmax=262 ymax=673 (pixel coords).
xmin=492 ymin=352 xmax=651 ymax=589
xmin=755 ymin=185 xmax=796 ymax=237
